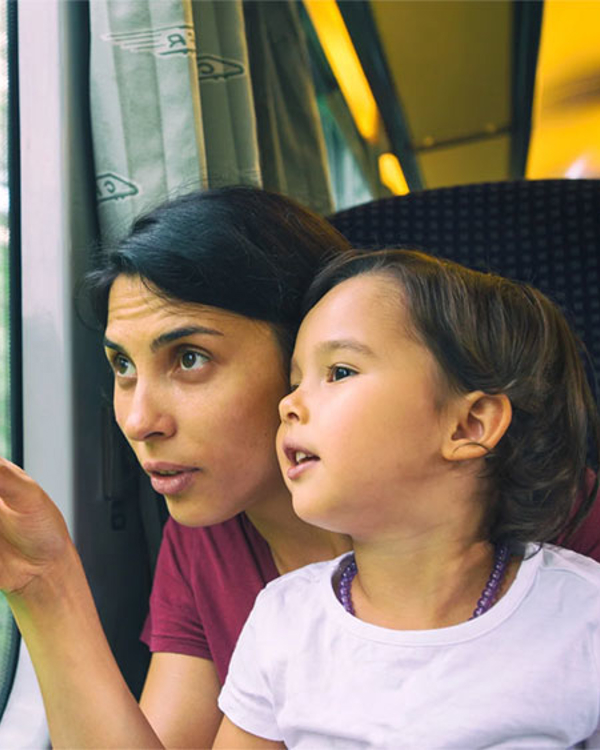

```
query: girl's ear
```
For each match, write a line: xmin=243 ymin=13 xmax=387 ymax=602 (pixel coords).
xmin=442 ymin=391 xmax=512 ymax=462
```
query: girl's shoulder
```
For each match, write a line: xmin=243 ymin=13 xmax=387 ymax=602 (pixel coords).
xmin=539 ymin=543 xmax=600 ymax=577
xmin=241 ymin=556 xmax=347 ymax=652
xmin=256 ymin=554 xmax=347 ymax=610
xmin=265 ymin=553 xmax=345 ymax=588
xmin=535 ymin=543 xmax=600 ymax=599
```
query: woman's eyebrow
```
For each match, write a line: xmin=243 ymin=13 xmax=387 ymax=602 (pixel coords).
xmin=150 ymin=326 xmax=224 ymax=351
xmin=103 ymin=326 xmax=224 ymax=354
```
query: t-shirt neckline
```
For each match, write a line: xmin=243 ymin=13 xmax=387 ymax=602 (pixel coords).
xmin=322 ymin=545 xmax=542 ymax=647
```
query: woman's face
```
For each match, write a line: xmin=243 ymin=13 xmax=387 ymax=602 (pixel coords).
xmin=104 ymin=274 xmax=290 ymax=526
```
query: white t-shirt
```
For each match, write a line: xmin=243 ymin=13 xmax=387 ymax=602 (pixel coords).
xmin=218 ymin=545 xmax=600 ymax=749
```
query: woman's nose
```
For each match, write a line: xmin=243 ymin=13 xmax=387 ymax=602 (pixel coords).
xmin=278 ymin=388 xmax=307 ymax=424
xmin=118 ymin=383 xmax=176 ymax=443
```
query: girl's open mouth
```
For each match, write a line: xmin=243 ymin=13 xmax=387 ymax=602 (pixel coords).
xmin=283 ymin=445 xmax=320 ymax=480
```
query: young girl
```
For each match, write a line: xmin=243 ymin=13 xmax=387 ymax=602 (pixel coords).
xmin=214 ymin=249 xmax=600 ymax=748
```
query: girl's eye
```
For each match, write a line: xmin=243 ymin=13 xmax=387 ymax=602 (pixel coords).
xmin=179 ymin=350 xmax=210 ymax=371
xmin=112 ymin=353 xmax=136 ymax=378
xmin=328 ymin=365 xmax=357 ymax=382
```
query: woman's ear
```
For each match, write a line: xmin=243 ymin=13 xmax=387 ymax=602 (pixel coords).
xmin=442 ymin=390 xmax=512 ymax=462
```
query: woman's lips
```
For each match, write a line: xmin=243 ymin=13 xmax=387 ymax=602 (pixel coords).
xmin=149 ymin=469 xmax=199 ymax=496
xmin=143 ymin=463 xmax=200 ymax=496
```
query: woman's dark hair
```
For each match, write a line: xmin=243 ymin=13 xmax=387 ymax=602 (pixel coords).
xmin=305 ymin=249 xmax=600 ymax=546
xmin=86 ymin=185 xmax=351 ymax=358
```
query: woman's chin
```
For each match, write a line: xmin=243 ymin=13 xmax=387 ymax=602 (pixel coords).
xmin=163 ymin=495 xmax=239 ymax=528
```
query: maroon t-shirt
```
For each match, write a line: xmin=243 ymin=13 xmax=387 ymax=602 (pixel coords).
xmin=142 ymin=475 xmax=600 ymax=684
xmin=141 ymin=513 xmax=278 ymax=684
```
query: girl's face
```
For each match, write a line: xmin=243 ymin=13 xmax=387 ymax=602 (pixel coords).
xmin=104 ymin=274 xmax=290 ymax=527
xmin=277 ymin=273 xmax=456 ymax=542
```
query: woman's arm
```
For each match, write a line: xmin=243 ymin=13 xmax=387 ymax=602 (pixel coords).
xmin=213 ymin=716 xmax=285 ymax=749
xmin=0 ymin=459 xmax=162 ymax=748
xmin=141 ymin=652 xmax=222 ymax=748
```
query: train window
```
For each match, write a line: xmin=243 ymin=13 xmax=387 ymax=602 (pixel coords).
xmin=316 ymin=93 xmax=374 ymax=211
xmin=0 ymin=0 xmax=10 ymax=453
xmin=302 ymin=3 xmax=377 ymax=211
xmin=302 ymin=2 xmax=410 ymax=210
xmin=0 ymin=0 xmax=21 ymax=720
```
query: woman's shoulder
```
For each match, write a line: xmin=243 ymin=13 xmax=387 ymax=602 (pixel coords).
xmin=164 ymin=512 xmax=265 ymax=548
xmin=161 ymin=513 xmax=277 ymax=580
xmin=556 ymin=469 xmax=600 ymax=563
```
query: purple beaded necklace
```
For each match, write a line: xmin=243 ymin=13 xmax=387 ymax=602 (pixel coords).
xmin=338 ymin=543 xmax=510 ymax=620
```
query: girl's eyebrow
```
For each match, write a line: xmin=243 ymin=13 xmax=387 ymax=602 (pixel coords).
xmin=315 ymin=339 xmax=376 ymax=358
xmin=103 ymin=326 xmax=224 ymax=353
xmin=291 ymin=338 xmax=376 ymax=373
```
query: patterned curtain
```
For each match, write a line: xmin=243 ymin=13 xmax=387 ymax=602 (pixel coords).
xmin=89 ymin=0 xmax=332 ymax=242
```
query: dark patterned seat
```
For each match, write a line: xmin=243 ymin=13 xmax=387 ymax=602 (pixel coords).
xmin=329 ymin=179 xmax=600 ymax=554
xmin=329 ymin=179 xmax=600 ymax=395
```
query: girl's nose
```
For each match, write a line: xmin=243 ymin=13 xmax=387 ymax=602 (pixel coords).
xmin=278 ymin=388 xmax=308 ymax=424
xmin=119 ymin=383 xmax=176 ymax=443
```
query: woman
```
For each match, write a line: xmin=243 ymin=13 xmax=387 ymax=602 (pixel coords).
xmin=2 ymin=185 xmax=352 ymax=749
xmin=0 ymin=185 xmax=598 ymax=749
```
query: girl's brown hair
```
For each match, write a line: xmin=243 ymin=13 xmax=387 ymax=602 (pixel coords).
xmin=304 ymin=249 xmax=600 ymax=545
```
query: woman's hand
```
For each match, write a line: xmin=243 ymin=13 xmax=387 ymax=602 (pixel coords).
xmin=0 ymin=457 xmax=71 ymax=597
xmin=0 ymin=457 xmax=164 ymax=748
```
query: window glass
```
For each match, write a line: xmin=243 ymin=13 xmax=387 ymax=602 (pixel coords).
xmin=0 ymin=0 xmax=21 ymax=718
xmin=317 ymin=96 xmax=374 ymax=211
xmin=0 ymin=0 xmax=8 ymax=458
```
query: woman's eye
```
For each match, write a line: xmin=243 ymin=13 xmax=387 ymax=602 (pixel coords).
xmin=112 ymin=354 xmax=135 ymax=378
xmin=179 ymin=350 xmax=210 ymax=371
xmin=328 ymin=365 xmax=357 ymax=382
